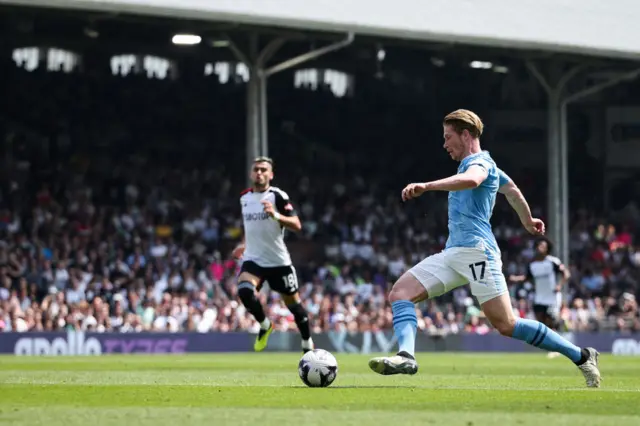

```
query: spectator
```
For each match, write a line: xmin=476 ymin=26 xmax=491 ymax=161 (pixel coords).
xmin=0 ymin=50 xmax=637 ymax=337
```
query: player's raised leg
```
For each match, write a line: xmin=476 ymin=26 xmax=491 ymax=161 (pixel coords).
xmin=236 ymin=271 xmax=274 ymax=352
xmin=283 ymin=293 xmax=314 ymax=353
xmin=534 ymin=305 xmax=561 ymax=358
xmin=481 ymin=293 xmax=601 ymax=387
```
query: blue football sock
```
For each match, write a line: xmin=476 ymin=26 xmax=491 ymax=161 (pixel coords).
xmin=512 ymin=318 xmax=581 ymax=362
xmin=391 ymin=300 xmax=417 ymax=357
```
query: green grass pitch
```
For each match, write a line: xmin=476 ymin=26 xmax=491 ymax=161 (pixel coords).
xmin=1 ymin=353 xmax=639 ymax=425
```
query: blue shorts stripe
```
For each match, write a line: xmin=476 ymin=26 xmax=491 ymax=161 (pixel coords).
xmin=483 ymin=248 xmax=504 ymax=293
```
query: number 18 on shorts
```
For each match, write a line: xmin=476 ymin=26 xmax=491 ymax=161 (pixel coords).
xmin=240 ymin=260 xmax=300 ymax=295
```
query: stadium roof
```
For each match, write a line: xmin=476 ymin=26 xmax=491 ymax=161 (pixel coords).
xmin=4 ymin=0 xmax=640 ymax=61
xmin=2 ymin=4 xmax=640 ymax=73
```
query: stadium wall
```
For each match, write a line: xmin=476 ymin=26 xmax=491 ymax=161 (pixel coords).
xmin=2 ymin=331 xmax=640 ymax=356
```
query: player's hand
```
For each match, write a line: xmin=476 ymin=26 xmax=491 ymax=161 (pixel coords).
xmin=401 ymin=183 xmax=428 ymax=201
xmin=231 ymin=244 xmax=245 ymax=259
xmin=524 ymin=218 xmax=545 ymax=235
xmin=261 ymin=200 xmax=276 ymax=217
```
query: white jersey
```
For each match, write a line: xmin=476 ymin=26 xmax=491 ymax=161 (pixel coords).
xmin=240 ymin=186 xmax=296 ymax=267
xmin=527 ymin=255 xmax=563 ymax=307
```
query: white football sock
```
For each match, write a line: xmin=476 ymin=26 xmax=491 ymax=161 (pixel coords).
xmin=301 ymin=338 xmax=314 ymax=350
xmin=260 ymin=318 xmax=271 ymax=330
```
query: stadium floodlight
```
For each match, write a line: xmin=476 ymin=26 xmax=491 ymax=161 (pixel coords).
xmin=470 ymin=61 xmax=492 ymax=69
xmin=211 ymin=40 xmax=230 ymax=48
xmin=84 ymin=27 xmax=99 ymax=38
xmin=431 ymin=57 xmax=445 ymax=67
xmin=172 ymin=34 xmax=202 ymax=45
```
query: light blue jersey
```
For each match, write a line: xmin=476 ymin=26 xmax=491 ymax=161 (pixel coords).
xmin=388 ymin=152 xmax=588 ymax=374
xmin=445 ymin=151 xmax=510 ymax=254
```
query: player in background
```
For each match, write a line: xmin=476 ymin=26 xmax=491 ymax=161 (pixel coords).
xmin=510 ymin=237 xmax=570 ymax=358
xmin=231 ymin=156 xmax=314 ymax=353
xmin=368 ymin=110 xmax=601 ymax=388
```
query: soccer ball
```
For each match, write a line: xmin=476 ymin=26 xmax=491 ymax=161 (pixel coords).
xmin=298 ymin=349 xmax=338 ymax=388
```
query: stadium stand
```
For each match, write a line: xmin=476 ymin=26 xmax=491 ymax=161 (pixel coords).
xmin=0 ymin=11 xmax=638 ymax=336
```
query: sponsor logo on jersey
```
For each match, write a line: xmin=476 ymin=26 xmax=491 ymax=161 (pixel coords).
xmin=244 ymin=212 xmax=272 ymax=221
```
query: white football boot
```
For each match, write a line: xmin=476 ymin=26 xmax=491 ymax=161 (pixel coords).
xmin=577 ymin=347 xmax=601 ymax=388
xmin=368 ymin=351 xmax=418 ymax=375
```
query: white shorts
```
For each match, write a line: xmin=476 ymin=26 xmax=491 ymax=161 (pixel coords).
xmin=408 ymin=247 xmax=508 ymax=305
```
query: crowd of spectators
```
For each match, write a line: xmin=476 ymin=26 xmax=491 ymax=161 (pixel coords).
xmin=0 ymin=54 xmax=639 ymax=337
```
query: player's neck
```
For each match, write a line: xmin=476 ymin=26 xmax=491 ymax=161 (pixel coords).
xmin=253 ymin=184 xmax=271 ymax=193
xmin=461 ymin=140 xmax=482 ymax=160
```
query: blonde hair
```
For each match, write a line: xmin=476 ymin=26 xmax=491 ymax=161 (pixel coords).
xmin=443 ymin=109 xmax=484 ymax=138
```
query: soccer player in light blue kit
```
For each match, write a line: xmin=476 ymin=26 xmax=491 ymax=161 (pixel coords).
xmin=369 ymin=109 xmax=601 ymax=388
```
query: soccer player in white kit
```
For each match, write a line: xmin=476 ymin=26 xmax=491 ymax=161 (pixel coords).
xmin=511 ymin=237 xmax=570 ymax=329
xmin=510 ymin=237 xmax=570 ymax=358
xmin=368 ymin=110 xmax=601 ymax=388
xmin=232 ymin=157 xmax=314 ymax=353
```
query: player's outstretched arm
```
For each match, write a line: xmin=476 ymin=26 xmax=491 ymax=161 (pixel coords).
xmin=498 ymin=180 xmax=545 ymax=235
xmin=552 ymin=257 xmax=571 ymax=291
xmin=402 ymin=165 xmax=488 ymax=200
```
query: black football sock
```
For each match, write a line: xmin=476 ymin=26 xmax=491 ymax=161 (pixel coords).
xmin=287 ymin=302 xmax=311 ymax=341
xmin=574 ymin=348 xmax=590 ymax=366
xmin=397 ymin=351 xmax=415 ymax=360
xmin=237 ymin=282 xmax=268 ymax=327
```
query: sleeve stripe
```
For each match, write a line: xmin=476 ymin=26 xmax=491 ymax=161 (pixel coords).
xmin=468 ymin=161 xmax=491 ymax=171
xmin=270 ymin=186 xmax=290 ymax=200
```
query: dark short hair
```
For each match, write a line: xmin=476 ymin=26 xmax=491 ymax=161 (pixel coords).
xmin=535 ymin=237 xmax=553 ymax=254
xmin=253 ymin=156 xmax=274 ymax=167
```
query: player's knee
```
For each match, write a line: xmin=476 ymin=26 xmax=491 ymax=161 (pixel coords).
xmin=287 ymin=303 xmax=308 ymax=322
xmin=388 ymin=285 xmax=412 ymax=303
xmin=388 ymin=274 xmax=427 ymax=303
xmin=282 ymin=294 xmax=300 ymax=306
xmin=237 ymin=272 xmax=256 ymax=283
xmin=492 ymin=317 xmax=517 ymax=336
xmin=237 ymin=281 xmax=257 ymax=305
